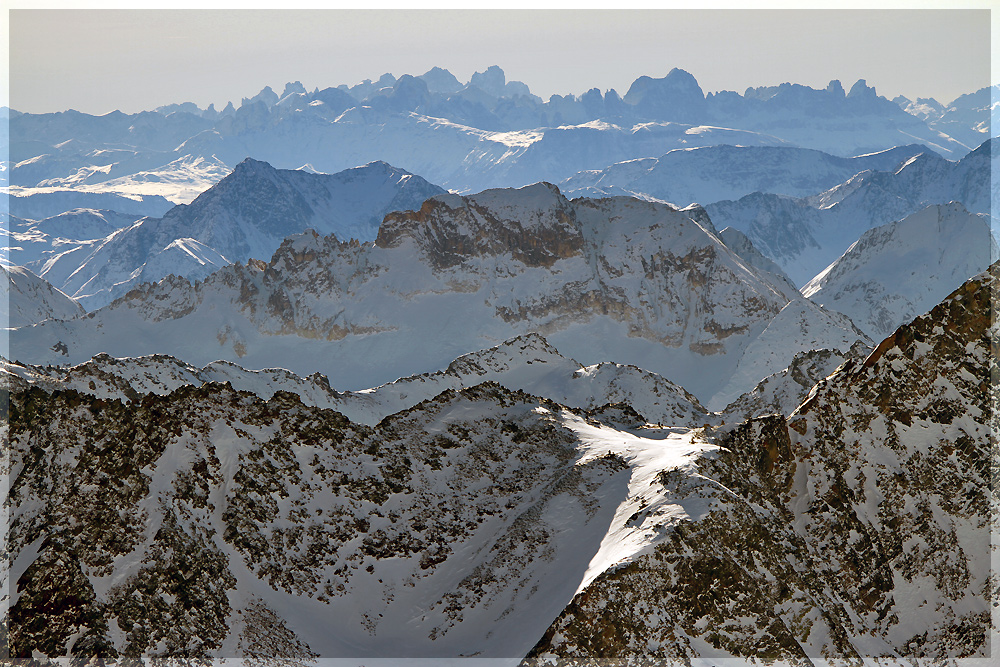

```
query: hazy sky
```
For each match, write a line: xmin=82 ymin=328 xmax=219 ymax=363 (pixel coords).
xmin=5 ymin=7 xmax=993 ymax=115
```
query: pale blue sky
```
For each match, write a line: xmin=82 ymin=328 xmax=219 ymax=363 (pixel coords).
xmin=6 ymin=8 xmax=992 ymax=114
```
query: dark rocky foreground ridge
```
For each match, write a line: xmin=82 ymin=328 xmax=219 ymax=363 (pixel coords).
xmin=525 ymin=262 xmax=997 ymax=665
xmin=3 ymin=262 xmax=996 ymax=664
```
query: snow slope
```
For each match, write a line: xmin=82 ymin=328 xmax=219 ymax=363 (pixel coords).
xmin=801 ymin=203 xmax=997 ymax=340
xmin=705 ymin=139 xmax=993 ymax=286
xmin=3 ymin=333 xmax=710 ymax=429
xmin=5 ymin=376 xmax=723 ymax=660
xmin=1 ymin=265 xmax=84 ymax=328
xmin=4 ymin=208 xmax=142 ymax=270
xmin=12 ymin=154 xmax=232 ymax=205
xmin=6 ymin=263 xmax=992 ymax=663
xmin=7 ymin=190 xmax=174 ymax=220
xmin=559 ymin=143 xmax=930 ymax=207
xmin=532 ymin=262 xmax=995 ymax=663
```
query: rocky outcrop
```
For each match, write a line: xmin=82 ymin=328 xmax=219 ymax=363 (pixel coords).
xmin=377 ymin=183 xmax=584 ymax=269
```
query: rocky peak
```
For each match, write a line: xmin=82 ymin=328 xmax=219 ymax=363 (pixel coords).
xmin=623 ymin=68 xmax=707 ymax=122
xmin=241 ymin=85 xmax=279 ymax=109
xmin=469 ymin=65 xmax=507 ymax=98
xmin=376 ymin=182 xmax=584 ymax=269
xmin=847 ymin=78 xmax=877 ymax=100
xmin=280 ymin=81 xmax=307 ymax=100
xmin=419 ymin=66 xmax=462 ymax=94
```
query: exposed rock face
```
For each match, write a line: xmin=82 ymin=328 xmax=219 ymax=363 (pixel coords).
xmin=526 ymin=263 xmax=996 ymax=664
xmin=42 ymin=158 xmax=446 ymax=309
xmin=623 ymin=68 xmax=707 ymax=123
xmin=376 ymin=183 xmax=584 ymax=269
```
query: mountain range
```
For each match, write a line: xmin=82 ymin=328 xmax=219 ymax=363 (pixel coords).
xmin=8 ymin=159 xmax=444 ymax=310
xmin=3 ymin=64 xmax=996 ymax=665
xmin=7 ymin=184 xmax=867 ymax=409
xmin=5 ymin=67 xmax=989 ymax=210
xmin=704 ymin=139 xmax=995 ymax=285
xmin=559 ymin=142 xmax=933 ymax=205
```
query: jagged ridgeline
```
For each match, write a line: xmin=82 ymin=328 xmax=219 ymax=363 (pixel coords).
xmin=3 ymin=263 xmax=996 ymax=663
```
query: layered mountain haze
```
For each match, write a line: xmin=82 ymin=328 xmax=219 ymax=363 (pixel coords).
xmin=559 ymin=143 xmax=932 ymax=206
xmin=804 ymin=140 xmax=995 ymax=225
xmin=6 ymin=67 xmax=985 ymax=210
xmin=8 ymin=185 xmax=867 ymax=407
xmin=4 ymin=208 xmax=141 ymax=273
xmin=12 ymin=154 xmax=231 ymax=205
xmin=894 ymin=84 xmax=997 ymax=152
xmin=7 ymin=190 xmax=174 ymax=220
xmin=8 ymin=135 xmax=229 ymax=206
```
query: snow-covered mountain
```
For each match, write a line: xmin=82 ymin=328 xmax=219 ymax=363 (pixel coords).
xmin=29 ymin=158 xmax=446 ymax=309
xmin=6 ymin=262 xmax=992 ymax=664
xmin=7 ymin=190 xmax=174 ymax=220
xmin=188 ymin=109 xmax=795 ymax=195
xmin=3 ymin=332 xmax=710 ymax=429
xmin=3 ymin=375 xmax=720 ymax=661
xmin=895 ymin=84 xmax=997 ymax=151
xmin=704 ymin=77 xmax=972 ymax=157
xmin=10 ymin=153 xmax=231 ymax=205
xmin=5 ymin=62 xmax=996 ymax=667
xmin=8 ymin=127 xmax=228 ymax=206
xmin=801 ymin=203 xmax=997 ymax=340
xmin=7 ymin=95 xmax=793 ymax=204
xmin=719 ymin=340 xmax=871 ymax=422
xmin=716 ymin=226 xmax=798 ymax=298
xmin=7 ymin=185 xmax=866 ymax=408
xmin=4 ymin=208 xmax=142 ymax=271
xmin=705 ymin=139 xmax=993 ymax=286
xmin=559 ymin=143 xmax=931 ymax=206
xmin=807 ymin=139 xmax=994 ymax=215
xmin=1 ymin=265 xmax=84 ymax=328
